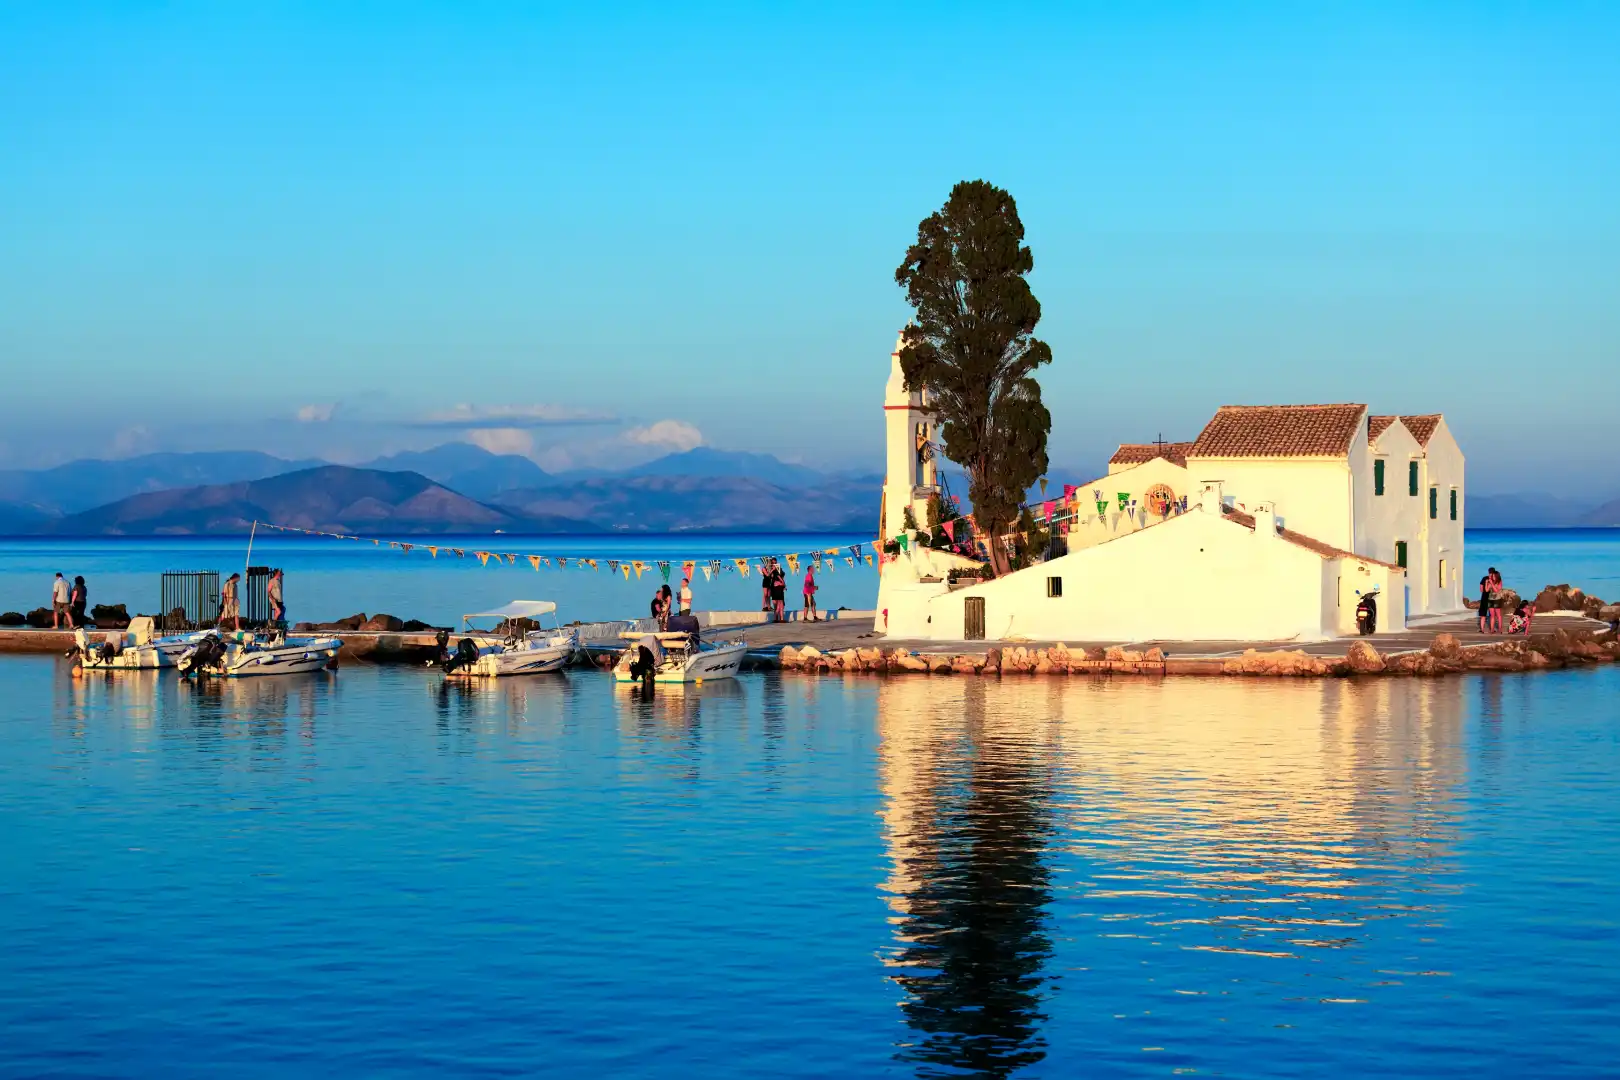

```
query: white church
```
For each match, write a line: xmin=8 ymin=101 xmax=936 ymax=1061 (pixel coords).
xmin=875 ymin=337 xmax=1466 ymax=643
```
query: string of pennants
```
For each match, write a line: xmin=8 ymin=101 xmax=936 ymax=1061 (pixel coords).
xmin=890 ymin=484 xmax=1194 ymax=559
xmin=254 ymin=521 xmax=876 ymax=582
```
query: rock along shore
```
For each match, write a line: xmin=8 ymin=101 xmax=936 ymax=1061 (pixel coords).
xmin=773 ymin=628 xmax=1620 ymax=678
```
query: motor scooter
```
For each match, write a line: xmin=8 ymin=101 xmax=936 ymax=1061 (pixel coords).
xmin=1355 ymin=592 xmax=1379 ymax=636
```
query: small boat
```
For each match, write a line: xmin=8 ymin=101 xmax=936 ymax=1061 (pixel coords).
xmin=177 ymin=628 xmax=341 ymax=678
xmin=613 ymin=615 xmax=747 ymax=685
xmin=69 ymin=617 xmax=215 ymax=671
xmin=436 ymin=601 xmax=580 ymax=677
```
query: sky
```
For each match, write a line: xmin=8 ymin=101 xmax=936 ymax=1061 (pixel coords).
xmin=1 ymin=2 xmax=1617 ymax=493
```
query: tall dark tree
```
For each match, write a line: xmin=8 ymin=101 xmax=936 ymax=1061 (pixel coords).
xmin=895 ymin=180 xmax=1052 ymax=576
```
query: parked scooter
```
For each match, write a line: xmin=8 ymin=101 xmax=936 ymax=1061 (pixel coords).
xmin=1355 ymin=592 xmax=1379 ymax=636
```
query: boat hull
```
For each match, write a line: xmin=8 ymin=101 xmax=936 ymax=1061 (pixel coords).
xmin=76 ymin=633 xmax=211 ymax=671
xmin=181 ymin=637 xmax=342 ymax=678
xmin=446 ymin=644 xmax=573 ymax=677
xmin=613 ymin=643 xmax=747 ymax=684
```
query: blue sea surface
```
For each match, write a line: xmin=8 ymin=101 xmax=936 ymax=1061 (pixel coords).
xmin=0 ymin=532 xmax=876 ymax=626
xmin=2 ymin=661 xmax=1619 ymax=1077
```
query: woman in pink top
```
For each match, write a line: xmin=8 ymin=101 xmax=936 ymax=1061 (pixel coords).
xmin=802 ymin=566 xmax=818 ymax=623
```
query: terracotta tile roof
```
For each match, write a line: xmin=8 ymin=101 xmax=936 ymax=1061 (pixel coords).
xmin=1224 ymin=506 xmax=1406 ymax=571
xmin=1109 ymin=441 xmax=1192 ymax=468
xmin=1401 ymin=414 xmax=1442 ymax=447
xmin=1189 ymin=404 xmax=1367 ymax=459
xmin=1367 ymin=415 xmax=1398 ymax=442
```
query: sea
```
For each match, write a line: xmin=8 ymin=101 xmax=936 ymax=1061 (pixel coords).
xmin=1 ymin=529 xmax=1617 ymax=1078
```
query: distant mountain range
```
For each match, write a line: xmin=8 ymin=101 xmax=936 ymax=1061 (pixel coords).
xmin=0 ymin=444 xmax=878 ymax=535
xmin=3 ymin=442 xmax=1612 ymax=535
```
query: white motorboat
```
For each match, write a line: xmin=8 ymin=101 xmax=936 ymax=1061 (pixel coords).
xmin=70 ymin=617 xmax=215 ymax=671
xmin=613 ymin=618 xmax=747 ymax=685
xmin=177 ymin=629 xmax=341 ymax=678
xmin=436 ymin=601 xmax=580 ymax=678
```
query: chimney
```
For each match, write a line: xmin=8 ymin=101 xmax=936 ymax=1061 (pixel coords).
xmin=1199 ymin=480 xmax=1224 ymax=516
xmin=1253 ymin=501 xmax=1278 ymax=539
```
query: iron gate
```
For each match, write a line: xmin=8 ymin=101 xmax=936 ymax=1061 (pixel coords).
xmin=244 ymin=566 xmax=276 ymax=627
xmin=161 ymin=571 xmax=220 ymax=633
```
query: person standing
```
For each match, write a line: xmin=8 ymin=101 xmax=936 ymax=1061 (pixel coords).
xmin=803 ymin=565 xmax=818 ymax=623
xmin=70 ymin=576 xmax=88 ymax=628
xmin=772 ymin=564 xmax=786 ymax=622
xmin=51 ymin=572 xmax=71 ymax=629
xmin=220 ymin=573 xmax=241 ymax=632
xmin=1487 ymin=567 xmax=1505 ymax=634
xmin=267 ymin=569 xmax=285 ymax=626
xmin=1477 ymin=574 xmax=1493 ymax=635
xmin=761 ymin=559 xmax=775 ymax=618
xmin=659 ymin=584 xmax=674 ymax=631
xmin=679 ymin=576 xmax=692 ymax=616
xmin=650 ymin=588 xmax=665 ymax=629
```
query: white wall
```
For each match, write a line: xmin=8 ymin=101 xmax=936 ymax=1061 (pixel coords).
xmin=1184 ymin=457 xmax=1356 ymax=551
xmin=1418 ymin=418 xmax=1466 ymax=613
xmin=1362 ymin=420 xmax=1424 ymax=577
xmin=921 ymin=509 xmax=1334 ymax=642
xmin=1061 ymin=458 xmax=1191 ymax=553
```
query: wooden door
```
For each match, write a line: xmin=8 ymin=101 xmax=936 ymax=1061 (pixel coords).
xmin=964 ymin=596 xmax=985 ymax=641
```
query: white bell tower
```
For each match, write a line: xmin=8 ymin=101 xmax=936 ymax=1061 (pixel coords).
xmin=881 ymin=332 xmax=939 ymax=541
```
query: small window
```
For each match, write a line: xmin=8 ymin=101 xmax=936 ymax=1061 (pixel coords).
xmin=1429 ymin=486 xmax=1438 ymax=519
xmin=1450 ymin=488 xmax=1458 ymax=521
xmin=1408 ymin=460 xmax=1419 ymax=496
xmin=1395 ymin=540 xmax=1408 ymax=568
xmin=1046 ymin=576 xmax=1062 ymax=598
xmin=1374 ymin=459 xmax=1385 ymax=496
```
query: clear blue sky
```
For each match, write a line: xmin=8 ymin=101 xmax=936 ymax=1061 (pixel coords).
xmin=2 ymin=2 xmax=1616 ymax=492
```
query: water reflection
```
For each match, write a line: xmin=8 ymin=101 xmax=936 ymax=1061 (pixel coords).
xmin=874 ymin=676 xmax=1470 ymax=1074
xmin=878 ymin=679 xmax=1057 ymax=1078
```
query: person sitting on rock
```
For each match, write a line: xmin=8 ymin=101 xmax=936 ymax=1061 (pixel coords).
xmin=1508 ymin=599 xmax=1533 ymax=635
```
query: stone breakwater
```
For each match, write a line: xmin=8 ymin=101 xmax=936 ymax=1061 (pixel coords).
xmin=774 ymin=628 xmax=1620 ymax=678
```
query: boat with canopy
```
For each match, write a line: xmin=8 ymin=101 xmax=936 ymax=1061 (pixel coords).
xmin=436 ymin=600 xmax=580 ymax=677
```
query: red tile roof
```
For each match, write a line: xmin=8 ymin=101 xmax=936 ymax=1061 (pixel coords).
xmin=1224 ymin=506 xmax=1406 ymax=570
xmin=1109 ymin=441 xmax=1192 ymax=468
xmin=1401 ymin=414 xmax=1442 ymax=447
xmin=1189 ymin=404 xmax=1367 ymax=459
xmin=1367 ymin=415 xmax=1398 ymax=442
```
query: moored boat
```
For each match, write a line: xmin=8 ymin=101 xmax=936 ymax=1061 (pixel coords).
xmin=70 ymin=617 xmax=216 ymax=671
xmin=436 ymin=601 xmax=580 ymax=677
xmin=613 ymin=615 xmax=746 ymax=685
xmin=177 ymin=629 xmax=341 ymax=678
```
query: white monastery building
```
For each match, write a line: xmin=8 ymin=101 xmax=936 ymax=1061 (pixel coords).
xmin=874 ymin=336 xmax=1466 ymax=643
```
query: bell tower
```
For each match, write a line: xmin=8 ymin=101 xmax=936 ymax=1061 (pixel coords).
xmin=881 ymin=332 xmax=938 ymax=541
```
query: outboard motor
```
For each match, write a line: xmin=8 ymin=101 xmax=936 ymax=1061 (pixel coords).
xmin=433 ymin=628 xmax=452 ymax=668
xmin=628 ymin=645 xmax=658 ymax=687
xmin=1355 ymin=592 xmax=1378 ymax=636
xmin=179 ymin=635 xmax=227 ymax=676
xmin=444 ymin=637 xmax=480 ymax=675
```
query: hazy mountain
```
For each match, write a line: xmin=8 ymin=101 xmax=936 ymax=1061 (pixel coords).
xmin=0 ymin=501 xmax=54 ymax=535
xmin=616 ymin=447 xmax=828 ymax=487
xmin=494 ymin=474 xmax=876 ymax=533
xmin=1578 ymin=498 xmax=1620 ymax=527
xmin=1465 ymin=493 xmax=1596 ymax=529
xmin=364 ymin=443 xmax=550 ymax=500
xmin=0 ymin=451 xmax=326 ymax=515
xmin=48 ymin=466 xmax=597 ymax=536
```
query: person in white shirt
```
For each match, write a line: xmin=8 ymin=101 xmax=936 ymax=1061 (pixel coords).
xmin=51 ymin=572 xmax=71 ymax=629
xmin=679 ymin=577 xmax=693 ymax=615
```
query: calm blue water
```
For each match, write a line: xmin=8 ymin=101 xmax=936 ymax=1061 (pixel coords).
xmin=0 ymin=528 xmax=1612 ymax=628
xmin=0 ymin=532 xmax=877 ymax=626
xmin=1 ymin=662 xmax=1618 ymax=1077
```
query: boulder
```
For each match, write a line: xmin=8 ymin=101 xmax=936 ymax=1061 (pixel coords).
xmin=293 ymin=621 xmax=318 ymax=632
xmin=401 ymin=619 xmax=435 ymax=632
xmin=951 ymin=655 xmax=980 ymax=674
xmin=1385 ymin=652 xmax=1437 ymax=675
xmin=1526 ymin=650 xmax=1553 ymax=669
xmin=1464 ymin=651 xmax=1527 ymax=672
xmin=1345 ymin=640 xmax=1386 ymax=674
xmin=930 ymin=656 xmax=954 ymax=674
xmin=333 ymin=613 xmax=368 ymax=631
xmin=983 ymin=647 xmax=1002 ymax=675
xmin=1222 ymin=648 xmax=1329 ymax=676
xmin=1429 ymin=633 xmax=1463 ymax=660
xmin=89 ymin=603 xmax=129 ymax=628
xmin=25 ymin=607 xmax=53 ymax=628
xmin=779 ymin=646 xmax=800 ymax=666
xmin=893 ymin=651 xmax=930 ymax=672
xmin=1143 ymin=646 xmax=1165 ymax=663
xmin=0 ymin=611 xmax=23 ymax=626
xmin=360 ymin=614 xmax=404 ymax=633
xmin=1533 ymin=585 xmax=1588 ymax=613
xmin=1084 ymin=646 xmax=1109 ymax=661
xmin=1599 ymin=605 xmax=1620 ymax=624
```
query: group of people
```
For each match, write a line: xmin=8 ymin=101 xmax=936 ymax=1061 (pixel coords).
xmin=215 ymin=569 xmax=285 ymax=632
xmin=649 ymin=576 xmax=693 ymax=631
xmin=759 ymin=558 xmax=818 ymax=622
xmin=49 ymin=572 xmax=88 ymax=629
xmin=1478 ymin=566 xmax=1533 ymax=635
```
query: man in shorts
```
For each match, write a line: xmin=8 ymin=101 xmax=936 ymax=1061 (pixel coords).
xmin=51 ymin=572 xmax=71 ymax=628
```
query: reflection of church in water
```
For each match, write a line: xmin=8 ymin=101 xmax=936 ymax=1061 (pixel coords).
xmin=872 ymin=677 xmax=1469 ymax=1075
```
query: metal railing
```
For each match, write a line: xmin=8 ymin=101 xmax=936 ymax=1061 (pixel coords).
xmin=160 ymin=571 xmax=220 ymax=634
